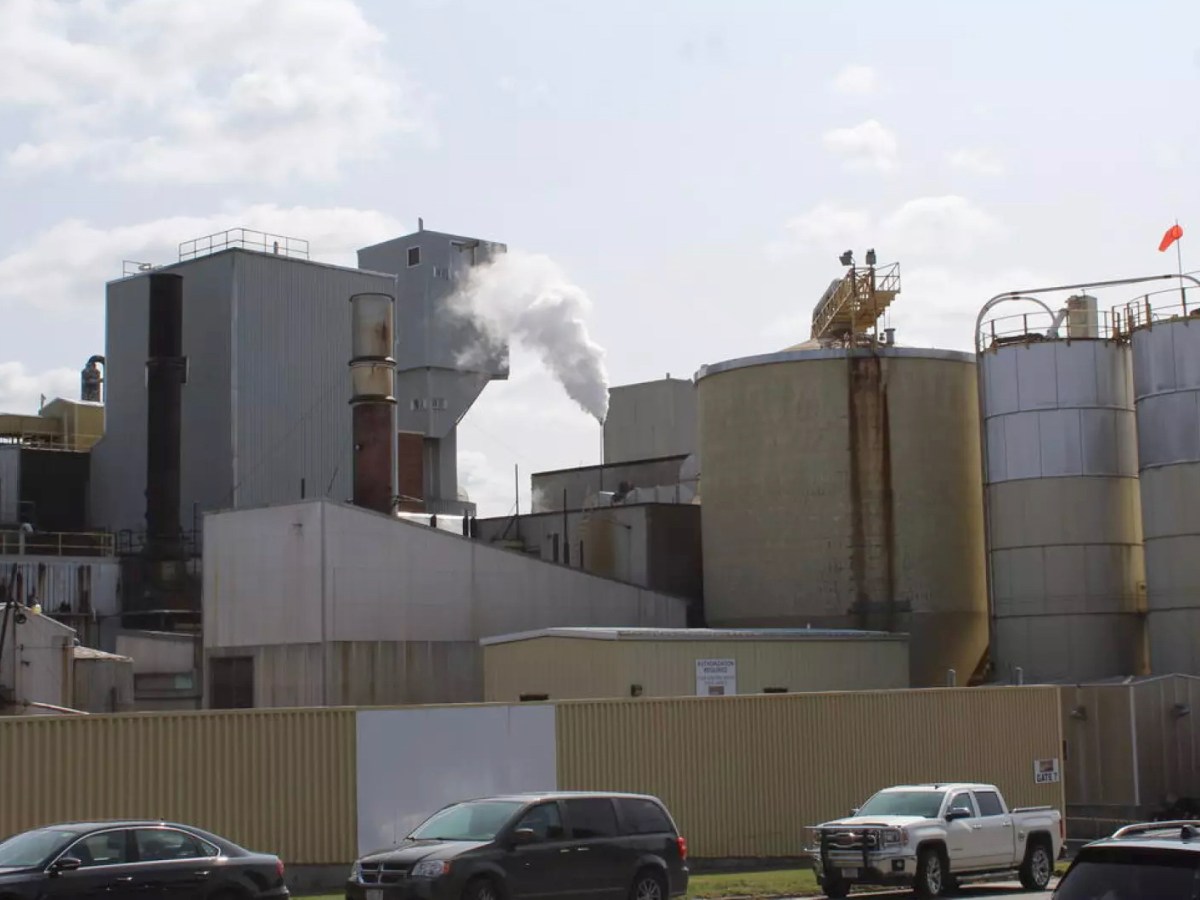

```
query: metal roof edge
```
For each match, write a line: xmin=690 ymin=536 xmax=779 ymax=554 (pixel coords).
xmin=695 ymin=346 xmax=975 ymax=381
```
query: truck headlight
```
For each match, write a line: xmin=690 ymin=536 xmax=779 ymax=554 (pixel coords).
xmin=349 ymin=862 xmax=362 ymax=883
xmin=412 ymin=860 xmax=451 ymax=879
xmin=881 ymin=828 xmax=908 ymax=847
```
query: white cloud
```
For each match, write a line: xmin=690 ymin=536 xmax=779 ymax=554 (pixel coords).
xmin=766 ymin=203 xmax=871 ymax=260
xmin=0 ymin=205 xmax=408 ymax=314
xmin=0 ymin=362 xmax=79 ymax=414
xmin=881 ymin=195 xmax=1005 ymax=257
xmin=0 ymin=0 xmax=428 ymax=183
xmin=948 ymin=148 xmax=1006 ymax=177
xmin=832 ymin=65 xmax=879 ymax=95
xmin=822 ymin=119 xmax=898 ymax=172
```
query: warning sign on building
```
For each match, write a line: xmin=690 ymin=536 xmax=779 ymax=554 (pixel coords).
xmin=695 ymin=659 xmax=737 ymax=696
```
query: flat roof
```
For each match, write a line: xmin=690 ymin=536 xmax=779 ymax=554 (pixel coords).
xmin=531 ymin=454 xmax=690 ymax=478
xmin=481 ymin=626 xmax=909 ymax=647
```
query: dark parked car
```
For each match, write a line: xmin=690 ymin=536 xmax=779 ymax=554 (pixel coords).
xmin=347 ymin=791 xmax=688 ymax=900
xmin=0 ymin=820 xmax=289 ymax=899
xmin=1053 ymin=819 xmax=1200 ymax=900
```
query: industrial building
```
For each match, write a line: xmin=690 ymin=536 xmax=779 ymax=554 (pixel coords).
xmin=695 ymin=262 xmax=988 ymax=689
xmin=481 ymin=626 xmax=909 ymax=701
xmin=473 ymin=501 xmax=703 ymax=609
xmin=202 ymin=499 xmax=687 ymax=707
xmin=603 ymin=377 xmax=697 ymax=464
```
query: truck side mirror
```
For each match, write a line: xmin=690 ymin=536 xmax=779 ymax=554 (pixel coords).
xmin=946 ymin=809 xmax=971 ymax=822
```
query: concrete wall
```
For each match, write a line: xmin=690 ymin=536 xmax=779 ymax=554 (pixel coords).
xmin=483 ymin=634 xmax=910 ymax=701
xmin=697 ymin=349 xmax=989 ymax=688
xmin=202 ymin=500 xmax=688 ymax=705
xmin=73 ymin=653 xmax=135 ymax=713
xmin=604 ymin=378 xmax=697 ymax=465
xmin=531 ymin=456 xmax=690 ymax=513
xmin=0 ymin=612 xmax=75 ymax=714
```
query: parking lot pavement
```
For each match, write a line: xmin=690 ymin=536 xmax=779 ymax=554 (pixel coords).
xmin=805 ymin=881 xmax=1058 ymax=900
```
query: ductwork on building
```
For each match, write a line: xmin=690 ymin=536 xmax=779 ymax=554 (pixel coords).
xmin=349 ymin=292 xmax=398 ymax=514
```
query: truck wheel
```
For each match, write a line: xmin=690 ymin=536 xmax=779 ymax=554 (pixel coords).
xmin=821 ymin=874 xmax=850 ymax=899
xmin=914 ymin=847 xmax=947 ymax=898
xmin=1019 ymin=839 xmax=1053 ymax=891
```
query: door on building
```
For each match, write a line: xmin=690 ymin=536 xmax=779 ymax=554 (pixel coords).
xmin=208 ymin=656 xmax=253 ymax=709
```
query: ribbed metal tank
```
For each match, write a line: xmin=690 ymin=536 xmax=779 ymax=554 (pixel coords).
xmin=978 ymin=302 xmax=1146 ymax=683
xmin=696 ymin=343 xmax=989 ymax=688
xmin=1129 ymin=303 xmax=1200 ymax=674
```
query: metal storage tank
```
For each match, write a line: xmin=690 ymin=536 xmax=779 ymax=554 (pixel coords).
xmin=1127 ymin=295 xmax=1200 ymax=673
xmin=977 ymin=295 xmax=1146 ymax=683
xmin=696 ymin=340 xmax=989 ymax=688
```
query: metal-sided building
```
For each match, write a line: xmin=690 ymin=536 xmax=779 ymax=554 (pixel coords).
xmin=481 ymin=626 xmax=910 ymax=701
xmin=603 ymin=377 xmax=697 ymax=465
xmin=202 ymin=499 xmax=689 ymax=708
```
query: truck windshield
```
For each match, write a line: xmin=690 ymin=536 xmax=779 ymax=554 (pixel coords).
xmin=857 ymin=791 xmax=945 ymax=818
xmin=1055 ymin=847 xmax=1200 ymax=900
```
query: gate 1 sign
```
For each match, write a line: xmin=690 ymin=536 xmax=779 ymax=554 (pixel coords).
xmin=1034 ymin=758 xmax=1061 ymax=784
xmin=696 ymin=659 xmax=737 ymax=696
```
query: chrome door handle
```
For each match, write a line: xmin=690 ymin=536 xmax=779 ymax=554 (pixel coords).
xmin=114 ymin=876 xmax=134 ymax=882
xmin=192 ymin=870 xmax=211 ymax=877
xmin=575 ymin=847 xmax=590 ymax=852
xmin=971 ymin=825 xmax=982 ymax=830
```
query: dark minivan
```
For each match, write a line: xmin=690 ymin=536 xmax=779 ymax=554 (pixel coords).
xmin=346 ymin=791 xmax=688 ymax=900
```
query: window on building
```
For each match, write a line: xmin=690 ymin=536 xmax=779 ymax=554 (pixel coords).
xmin=763 ymin=686 xmax=788 ymax=694
xmin=407 ymin=246 xmax=421 ymax=267
xmin=209 ymin=656 xmax=254 ymax=709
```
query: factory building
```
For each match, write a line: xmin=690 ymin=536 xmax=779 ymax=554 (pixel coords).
xmin=603 ymin=377 xmax=697 ymax=464
xmin=977 ymin=295 xmax=1146 ymax=684
xmin=481 ymin=626 xmax=909 ymax=701
xmin=473 ymin=501 xmax=703 ymax=611
xmin=202 ymin=499 xmax=688 ymax=708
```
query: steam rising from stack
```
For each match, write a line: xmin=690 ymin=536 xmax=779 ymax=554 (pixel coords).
xmin=450 ymin=251 xmax=610 ymax=423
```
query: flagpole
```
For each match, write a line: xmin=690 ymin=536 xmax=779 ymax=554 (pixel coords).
xmin=1178 ymin=218 xmax=1188 ymax=311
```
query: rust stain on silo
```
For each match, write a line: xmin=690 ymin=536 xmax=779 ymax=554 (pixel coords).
xmin=846 ymin=353 xmax=897 ymax=632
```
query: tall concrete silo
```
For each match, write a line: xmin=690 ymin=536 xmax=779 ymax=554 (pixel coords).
xmin=696 ymin=263 xmax=989 ymax=687
xmin=1127 ymin=296 xmax=1200 ymax=673
xmin=977 ymin=295 xmax=1146 ymax=683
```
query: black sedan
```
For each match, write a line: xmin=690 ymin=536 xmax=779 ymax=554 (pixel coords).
xmin=0 ymin=819 xmax=289 ymax=899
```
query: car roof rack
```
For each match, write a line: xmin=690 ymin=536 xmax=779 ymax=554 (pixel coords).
xmin=1112 ymin=820 xmax=1200 ymax=841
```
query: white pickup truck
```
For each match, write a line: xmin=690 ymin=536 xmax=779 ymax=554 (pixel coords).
xmin=808 ymin=782 xmax=1064 ymax=898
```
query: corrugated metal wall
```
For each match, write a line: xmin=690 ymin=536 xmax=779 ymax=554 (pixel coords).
xmin=0 ymin=709 xmax=356 ymax=864
xmin=0 ymin=445 xmax=19 ymax=524
xmin=556 ymin=687 xmax=1065 ymax=858
xmin=483 ymin=636 xmax=909 ymax=702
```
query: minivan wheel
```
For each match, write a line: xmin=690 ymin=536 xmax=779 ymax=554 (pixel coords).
xmin=463 ymin=877 xmax=501 ymax=900
xmin=630 ymin=869 xmax=666 ymax=900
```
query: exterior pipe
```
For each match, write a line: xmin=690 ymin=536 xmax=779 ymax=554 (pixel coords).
xmin=348 ymin=293 xmax=398 ymax=514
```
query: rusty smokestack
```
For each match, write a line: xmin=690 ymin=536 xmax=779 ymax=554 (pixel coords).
xmin=145 ymin=273 xmax=186 ymax=558
xmin=349 ymin=292 xmax=398 ymax=513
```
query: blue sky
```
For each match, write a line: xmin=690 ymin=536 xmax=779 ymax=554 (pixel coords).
xmin=1 ymin=0 xmax=1198 ymax=514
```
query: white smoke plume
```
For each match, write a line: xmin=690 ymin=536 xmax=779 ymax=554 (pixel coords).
xmin=450 ymin=250 xmax=610 ymax=423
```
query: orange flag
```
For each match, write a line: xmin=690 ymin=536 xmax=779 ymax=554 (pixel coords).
xmin=1159 ymin=223 xmax=1184 ymax=252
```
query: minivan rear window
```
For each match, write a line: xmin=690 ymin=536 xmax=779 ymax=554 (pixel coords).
xmin=1056 ymin=846 xmax=1200 ymax=900
xmin=565 ymin=799 xmax=619 ymax=839
xmin=619 ymin=799 xmax=674 ymax=836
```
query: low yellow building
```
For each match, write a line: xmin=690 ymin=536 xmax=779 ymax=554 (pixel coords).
xmin=481 ymin=626 xmax=909 ymax=701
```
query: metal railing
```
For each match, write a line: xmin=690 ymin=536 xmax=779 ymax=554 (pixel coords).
xmin=0 ymin=530 xmax=115 ymax=558
xmin=1115 ymin=288 xmax=1200 ymax=335
xmin=811 ymin=263 xmax=901 ymax=341
xmin=978 ymin=305 xmax=1124 ymax=351
xmin=0 ymin=430 xmax=105 ymax=452
xmin=178 ymin=228 xmax=310 ymax=262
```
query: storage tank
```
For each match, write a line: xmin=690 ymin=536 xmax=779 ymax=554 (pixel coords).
xmin=1127 ymin=295 xmax=1200 ymax=673
xmin=696 ymin=341 xmax=989 ymax=688
xmin=977 ymin=295 xmax=1146 ymax=683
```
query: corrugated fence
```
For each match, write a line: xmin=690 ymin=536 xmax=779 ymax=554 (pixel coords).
xmin=556 ymin=687 xmax=1066 ymax=858
xmin=0 ymin=687 xmax=1066 ymax=863
xmin=0 ymin=708 xmax=357 ymax=864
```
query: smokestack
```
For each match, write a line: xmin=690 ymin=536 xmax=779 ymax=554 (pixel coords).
xmin=81 ymin=355 xmax=105 ymax=402
xmin=145 ymin=273 xmax=186 ymax=558
xmin=349 ymin=292 xmax=398 ymax=514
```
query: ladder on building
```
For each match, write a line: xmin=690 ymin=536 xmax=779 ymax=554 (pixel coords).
xmin=811 ymin=262 xmax=901 ymax=342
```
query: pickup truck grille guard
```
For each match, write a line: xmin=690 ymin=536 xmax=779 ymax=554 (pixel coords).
xmin=817 ymin=827 xmax=886 ymax=873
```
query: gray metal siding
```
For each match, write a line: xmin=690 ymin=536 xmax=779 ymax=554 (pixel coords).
xmin=0 ymin=445 xmax=19 ymax=524
xmin=1132 ymin=320 xmax=1200 ymax=674
xmin=980 ymin=340 xmax=1146 ymax=683
xmin=230 ymin=253 xmax=395 ymax=510
xmin=90 ymin=255 xmax=234 ymax=535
